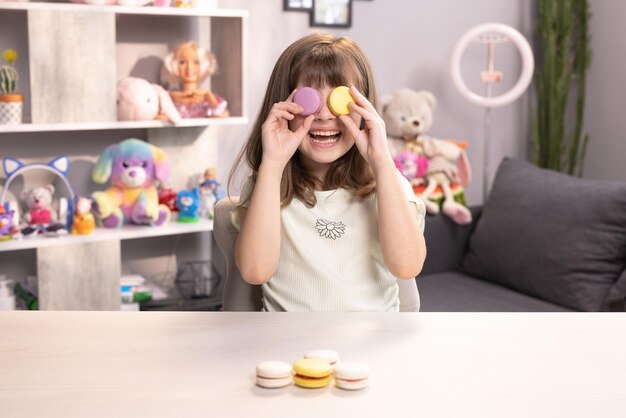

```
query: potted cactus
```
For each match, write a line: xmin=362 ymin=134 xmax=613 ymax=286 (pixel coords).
xmin=0 ymin=48 xmax=23 ymax=125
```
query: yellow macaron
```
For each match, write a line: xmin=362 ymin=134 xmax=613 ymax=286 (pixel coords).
xmin=293 ymin=358 xmax=333 ymax=389
xmin=327 ymin=86 xmax=355 ymax=116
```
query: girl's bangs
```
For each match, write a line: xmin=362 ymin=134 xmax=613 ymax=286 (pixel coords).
xmin=293 ymin=52 xmax=363 ymax=90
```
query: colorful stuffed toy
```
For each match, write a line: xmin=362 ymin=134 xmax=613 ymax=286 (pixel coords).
xmin=381 ymin=88 xmax=473 ymax=225
xmin=393 ymin=151 xmax=429 ymax=183
xmin=91 ymin=138 xmax=172 ymax=228
xmin=117 ymin=77 xmax=181 ymax=124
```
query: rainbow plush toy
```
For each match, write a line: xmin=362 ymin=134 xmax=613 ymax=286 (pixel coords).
xmin=91 ymin=138 xmax=171 ymax=228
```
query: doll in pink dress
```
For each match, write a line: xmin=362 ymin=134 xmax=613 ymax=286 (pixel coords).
xmin=162 ymin=41 xmax=229 ymax=119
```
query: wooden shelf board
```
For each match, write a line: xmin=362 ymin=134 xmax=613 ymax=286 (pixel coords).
xmin=0 ymin=219 xmax=214 ymax=252
xmin=0 ymin=117 xmax=249 ymax=133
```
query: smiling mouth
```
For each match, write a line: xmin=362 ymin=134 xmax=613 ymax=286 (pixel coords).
xmin=309 ymin=130 xmax=341 ymax=144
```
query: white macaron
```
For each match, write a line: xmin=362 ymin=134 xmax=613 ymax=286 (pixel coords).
xmin=255 ymin=360 xmax=293 ymax=389
xmin=304 ymin=349 xmax=340 ymax=366
xmin=333 ymin=361 xmax=371 ymax=390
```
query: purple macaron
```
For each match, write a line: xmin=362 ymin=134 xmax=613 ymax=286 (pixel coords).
xmin=293 ymin=87 xmax=323 ymax=116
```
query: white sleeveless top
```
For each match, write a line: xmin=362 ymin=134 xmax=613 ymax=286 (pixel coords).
xmin=234 ymin=174 xmax=425 ymax=312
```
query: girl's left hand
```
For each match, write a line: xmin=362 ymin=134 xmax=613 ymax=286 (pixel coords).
xmin=339 ymin=85 xmax=393 ymax=170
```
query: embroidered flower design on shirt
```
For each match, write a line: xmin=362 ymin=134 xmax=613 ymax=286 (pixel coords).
xmin=315 ymin=218 xmax=346 ymax=240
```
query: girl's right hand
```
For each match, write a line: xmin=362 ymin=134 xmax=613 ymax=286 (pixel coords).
xmin=261 ymin=91 xmax=314 ymax=167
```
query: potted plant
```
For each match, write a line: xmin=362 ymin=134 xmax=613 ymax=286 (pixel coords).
xmin=532 ymin=0 xmax=592 ymax=177
xmin=0 ymin=48 xmax=23 ymax=125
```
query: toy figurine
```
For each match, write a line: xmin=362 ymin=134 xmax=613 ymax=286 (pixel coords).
xmin=0 ymin=208 xmax=14 ymax=242
xmin=72 ymin=196 xmax=96 ymax=235
xmin=176 ymin=188 xmax=200 ymax=223
xmin=162 ymin=41 xmax=229 ymax=118
xmin=158 ymin=183 xmax=179 ymax=212
xmin=198 ymin=167 xmax=225 ymax=219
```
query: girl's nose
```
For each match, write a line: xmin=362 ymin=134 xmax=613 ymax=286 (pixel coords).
xmin=315 ymin=97 xmax=336 ymax=121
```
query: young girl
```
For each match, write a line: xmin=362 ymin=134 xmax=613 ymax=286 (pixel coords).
xmin=230 ymin=34 xmax=426 ymax=312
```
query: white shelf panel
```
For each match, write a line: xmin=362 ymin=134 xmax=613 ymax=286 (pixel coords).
xmin=0 ymin=2 xmax=248 ymax=18
xmin=0 ymin=219 xmax=213 ymax=252
xmin=0 ymin=117 xmax=249 ymax=133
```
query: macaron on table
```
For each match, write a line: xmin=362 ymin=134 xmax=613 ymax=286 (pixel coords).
xmin=255 ymin=360 xmax=293 ymax=388
xmin=333 ymin=361 xmax=371 ymax=391
xmin=293 ymin=358 xmax=334 ymax=389
xmin=304 ymin=349 xmax=340 ymax=366
xmin=255 ymin=349 xmax=369 ymax=391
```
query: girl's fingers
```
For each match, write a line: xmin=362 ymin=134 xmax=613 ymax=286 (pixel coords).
xmin=349 ymin=85 xmax=377 ymax=114
xmin=268 ymin=109 xmax=295 ymax=121
xmin=293 ymin=115 xmax=315 ymax=139
xmin=272 ymin=101 xmax=303 ymax=113
xmin=339 ymin=115 xmax=362 ymax=138
xmin=347 ymin=101 xmax=376 ymax=123
xmin=286 ymin=89 xmax=298 ymax=102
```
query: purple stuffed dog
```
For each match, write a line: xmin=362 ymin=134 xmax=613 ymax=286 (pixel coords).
xmin=91 ymin=138 xmax=171 ymax=228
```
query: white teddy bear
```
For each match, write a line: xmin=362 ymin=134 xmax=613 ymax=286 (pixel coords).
xmin=381 ymin=89 xmax=437 ymax=156
xmin=381 ymin=88 xmax=473 ymax=225
xmin=21 ymin=185 xmax=57 ymax=226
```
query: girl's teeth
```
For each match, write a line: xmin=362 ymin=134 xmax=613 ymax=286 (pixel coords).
xmin=309 ymin=131 xmax=340 ymax=143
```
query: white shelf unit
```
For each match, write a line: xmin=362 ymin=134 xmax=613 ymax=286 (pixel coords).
xmin=0 ymin=2 xmax=249 ymax=129
xmin=0 ymin=3 xmax=248 ymax=310
xmin=0 ymin=219 xmax=214 ymax=252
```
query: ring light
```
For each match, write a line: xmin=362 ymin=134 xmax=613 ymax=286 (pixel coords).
xmin=450 ymin=23 xmax=534 ymax=108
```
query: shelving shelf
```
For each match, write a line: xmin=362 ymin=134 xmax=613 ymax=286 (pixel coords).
xmin=0 ymin=117 xmax=249 ymax=133
xmin=0 ymin=2 xmax=247 ymax=310
xmin=0 ymin=219 xmax=213 ymax=252
xmin=0 ymin=2 xmax=248 ymax=18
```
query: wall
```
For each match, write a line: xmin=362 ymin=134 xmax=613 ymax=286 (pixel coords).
xmin=219 ymin=0 xmax=534 ymax=204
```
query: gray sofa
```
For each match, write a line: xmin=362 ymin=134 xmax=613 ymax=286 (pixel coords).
xmin=417 ymin=158 xmax=626 ymax=312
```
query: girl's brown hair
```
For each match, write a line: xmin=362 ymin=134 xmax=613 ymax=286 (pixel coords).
xmin=229 ymin=34 xmax=378 ymax=208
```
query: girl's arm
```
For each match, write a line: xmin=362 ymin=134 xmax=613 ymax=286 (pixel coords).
xmin=372 ymin=160 xmax=426 ymax=279
xmin=234 ymin=161 xmax=285 ymax=285
xmin=235 ymin=97 xmax=314 ymax=285
xmin=340 ymin=86 xmax=426 ymax=279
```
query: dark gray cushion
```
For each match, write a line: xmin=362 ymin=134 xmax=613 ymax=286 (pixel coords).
xmin=418 ymin=272 xmax=573 ymax=312
xmin=461 ymin=158 xmax=626 ymax=312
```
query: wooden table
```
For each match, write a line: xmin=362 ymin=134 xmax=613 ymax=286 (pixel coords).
xmin=0 ymin=312 xmax=624 ymax=417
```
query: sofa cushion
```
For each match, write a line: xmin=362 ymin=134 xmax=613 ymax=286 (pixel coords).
xmin=418 ymin=272 xmax=573 ymax=312
xmin=461 ymin=158 xmax=626 ymax=311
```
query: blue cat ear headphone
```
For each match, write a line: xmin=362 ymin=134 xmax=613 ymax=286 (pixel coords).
xmin=1 ymin=156 xmax=76 ymax=228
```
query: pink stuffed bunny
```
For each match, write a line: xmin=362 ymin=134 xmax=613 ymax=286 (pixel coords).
xmin=117 ymin=77 xmax=181 ymax=124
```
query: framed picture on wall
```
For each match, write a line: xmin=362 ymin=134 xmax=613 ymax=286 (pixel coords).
xmin=284 ymin=0 xmax=313 ymax=11
xmin=311 ymin=0 xmax=352 ymax=28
